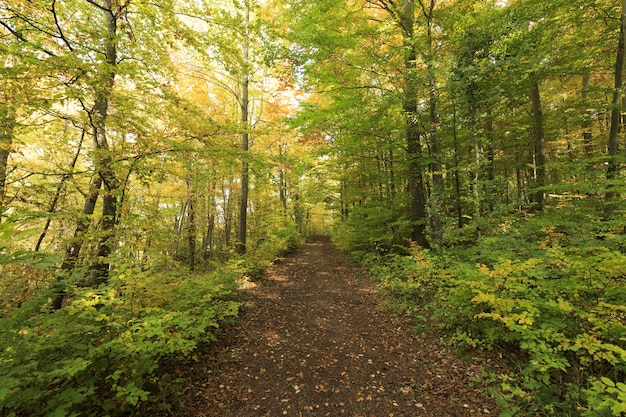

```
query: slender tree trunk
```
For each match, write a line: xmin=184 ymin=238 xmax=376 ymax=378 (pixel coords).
xmin=469 ymin=91 xmax=481 ymax=222
xmin=340 ymin=179 xmax=349 ymax=220
xmin=203 ymin=183 xmax=216 ymax=261
xmin=35 ymin=129 xmax=86 ymax=252
xmin=486 ymin=108 xmax=495 ymax=212
xmin=530 ymin=76 xmax=546 ymax=212
xmin=53 ymin=174 xmax=103 ymax=309
xmin=516 ymin=153 xmax=524 ymax=210
xmin=605 ymin=0 xmax=626 ymax=220
xmin=279 ymin=144 xmax=288 ymax=214
xmin=582 ymin=71 xmax=593 ymax=158
xmin=424 ymin=2 xmax=442 ymax=247
xmin=204 ymin=213 xmax=216 ymax=261
xmin=78 ymin=0 xmax=120 ymax=287
xmin=236 ymin=1 xmax=251 ymax=255
xmin=452 ymin=108 xmax=463 ymax=229
xmin=186 ymin=176 xmax=196 ymax=271
xmin=401 ymin=0 xmax=428 ymax=247
xmin=0 ymin=108 xmax=14 ymax=210
xmin=61 ymin=176 xmax=103 ymax=269
xmin=388 ymin=147 xmax=396 ymax=199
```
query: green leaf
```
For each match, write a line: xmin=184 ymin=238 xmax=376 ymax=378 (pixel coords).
xmin=601 ymin=377 xmax=616 ymax=388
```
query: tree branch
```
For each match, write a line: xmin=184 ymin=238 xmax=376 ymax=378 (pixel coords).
xmin=51 ymin=0 xmax=73 ymax=51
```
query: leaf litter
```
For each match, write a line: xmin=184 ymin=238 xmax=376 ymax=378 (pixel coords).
xmin=168 ymin=237 xmax=499 ymax=416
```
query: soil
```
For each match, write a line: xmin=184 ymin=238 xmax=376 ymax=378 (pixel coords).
xmin=170 ymin=237 xmax=500 ymax=417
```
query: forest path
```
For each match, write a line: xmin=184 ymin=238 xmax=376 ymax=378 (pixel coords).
xmin=173 ymin=237 xmax=498 ymax=417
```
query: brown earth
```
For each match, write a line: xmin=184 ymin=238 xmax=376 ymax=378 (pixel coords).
xmin=171 ymin=237 xmax=500 ymax=417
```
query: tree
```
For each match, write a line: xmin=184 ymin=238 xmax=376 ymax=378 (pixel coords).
xmin=365 ymin=0 xmax=429 ymax=247
xmin=605 ymin=0 xmax=626 ymax=219
xmin=237 ymin=0 xmax=252 ymax=255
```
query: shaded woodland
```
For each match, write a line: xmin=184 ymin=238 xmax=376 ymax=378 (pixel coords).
xmin=1 ymin=0 xmax=626 ymax=415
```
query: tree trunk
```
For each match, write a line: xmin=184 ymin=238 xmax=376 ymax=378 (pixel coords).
xmin=401 ymin=0 xmax=428 ymax=247
xmin=581 ymin=71 xmax=593 ymax=158
xmin=279 ymin=144 xmax=288 ymax=214
xmin=423 ymin=1 xmax=442 ymax=247
xmin=605 ymin=0 xmax=626 ymax=220
xmin=53 ymin=174 xmax=103 ymax=309
xmin=186 ymin=175 xmax=196 ymax=271
xmin=486 ymin=108 xmax=495 ymax=213
xmin=0 ymin=103 xmax=14 ymax=209
xmin=236 ymin=1 xmax=251 ymax=255
xmin=203 ymin=183 xmax=217 ymax=261
xmin=452 ymin=108 xmax=463 ymax=229
xmin=388 ymin=147 xmax=396 ymax=200
xmin=86 ymin=0 xmax=120 ymax=287
xmin=223 ymin=178 xmax=234 ymax=248
xmin=530 ymin=76 xmax=546 ymax=212
xmin=469 ymin=90 xmax=481 ymax=221
xmin=340 ymin=179 xmax=349 ymax=220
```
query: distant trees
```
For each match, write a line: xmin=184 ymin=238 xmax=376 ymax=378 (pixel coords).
xmin=285 ymin=0 xmax=626 ymax=249
xmin=280 ymin=1 xmax=626 ymax=413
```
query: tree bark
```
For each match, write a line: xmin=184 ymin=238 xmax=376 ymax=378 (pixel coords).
xmin=236 ymin=1 xmax=251 ymax=255
xmin=186 ymin=176 xmax=196 ymax=271
xmin=0 ymin=103 xmax=14 ymax=209
xmin=401 ymin=0 xmax=428 ymax=247
xmin=85 ymin=0 xmax=120 ymax=287
xmin=581 ymin=71 xmax=593 ymax=158
xmin=605 ymin=0 xmax=626 ymax=220
xmin=452 ymin=108 xmax=463 ymax=229
xmin=279 ymin=144 xmax=288 ymax=214
xmin=486 ymin=108 xmax=495 ymax=213
xmin=530 ymin=76 xmax=546 ymax=212
xmin=203 ymin=183 xmax=217 ymax=261
xmin=422 ymin=0 xmax=442 ymax=247
xmin=469 ymin=90 xmax=481 ymax=221
xmin=53 ymin=174 xmax=103 ymax=309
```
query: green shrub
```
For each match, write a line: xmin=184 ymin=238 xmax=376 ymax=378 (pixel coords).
xmin=367 ymin=215 xmax=626 ymax=416
xmin=241 ymin=217 xmax=302 ymax=280
xmin=0 ymin=265 xmax=240 ymax=416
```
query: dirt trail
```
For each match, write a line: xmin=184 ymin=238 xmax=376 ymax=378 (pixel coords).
xmin=173 ymin=237 xmax=498 ymax=417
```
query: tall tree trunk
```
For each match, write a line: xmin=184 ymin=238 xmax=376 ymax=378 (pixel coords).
xmin=422 ymin=0 xmax=442 ymax=247
xmin=581 ymin=71 xmax=593 ymax=158
xmin=452 ymin=108 xmax=463 ymax=229
xmin=223 ymin=178 xmax=234 ymax=248
xmin=340 ymin=179 xmax=349 ymax=220
xmin=368 ymin=0 xmax=428 ymax=246
xmin=530 ymin=76 xmax=546 ymax=212
xmin=203 ymin=183 xmax=217 ymax=261
xmin=486 ymin=108 xmax=495 ymax=213
xmin=279 ymin=144 xmax=288 ymax=214
xmin=186 ymin=176 xmax=196 ymax=271
xmin=605 ymin=0 xmax=626 ymax=220
xmin=53 ymin=174 xmax=103 ymax=309
xmin=0 ymin=104 xmax=14 ymax=209
xmin=401 ymin=0 xmax=428 ymax=247
xmin=516 ymin=152 xmax=525 ymax=210
xmin=469 ymin=90 xmax=481 ymax=222
xmin=86 ymin=0 xmax=120 ymax=287
xmin=236 ymin=1 xmax=251 ymax=255
xmin=388 ymin=147 xmax=396 ymax=200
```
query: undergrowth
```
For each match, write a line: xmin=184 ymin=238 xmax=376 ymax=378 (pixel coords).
xmin=0 ymin=219 xmax=301 ymax=416
xmin=335 ymin=210 xmax=626 ymax=416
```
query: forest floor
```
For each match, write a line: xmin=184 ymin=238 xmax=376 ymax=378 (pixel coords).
xmin=170 ymin=237 xmax=501 ymax=417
